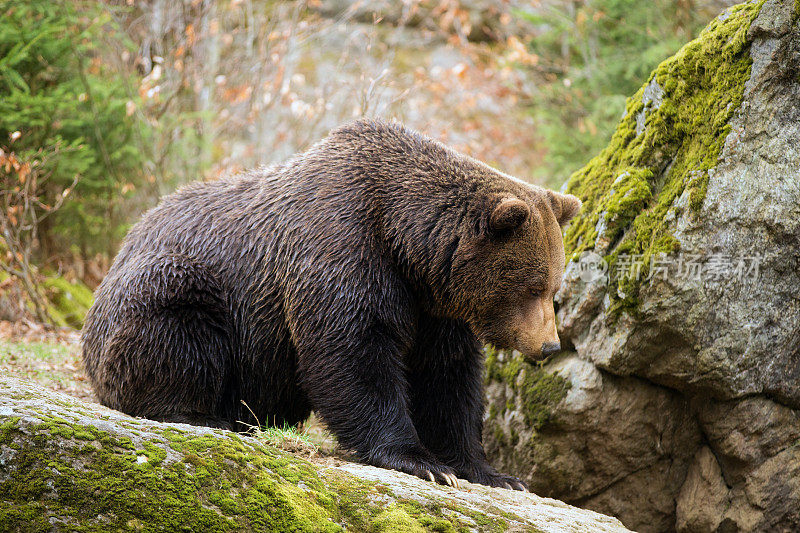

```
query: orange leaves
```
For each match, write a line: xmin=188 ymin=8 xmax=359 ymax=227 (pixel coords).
xmin=1 ymin=151 xmax=33 ymax=228
xmin=451 ymin=62 xmax=468 ymax=79
xmin=17 ymin=163 xmax=31 ymax=186
xmin=184 ymin=23 xmax=196 ymax=46
xmin=0 ymin=150 xmax=28 ymax=181
xmin=88 ymin=56 xmax=102 ymax=76
xmin=506 ymin=36 xmax=539 ymax=66
xmin=432 ymin=0 xmax=472 ymax=38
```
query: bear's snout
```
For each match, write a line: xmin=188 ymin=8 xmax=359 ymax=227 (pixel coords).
xmin=507 ymin=295 xmax=561 ymax=361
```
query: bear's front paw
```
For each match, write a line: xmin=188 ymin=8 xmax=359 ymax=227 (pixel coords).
xmin=374 ymin=448 xmax=460 ymax=488
xmin=468 ymin=468 xmax=529 ymax=492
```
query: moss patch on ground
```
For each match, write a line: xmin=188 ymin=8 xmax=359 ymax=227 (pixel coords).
xmin=561 ymin=0 xmax=765 ymax=317
xmin=484 ymin=347 xmax=570 ymax=431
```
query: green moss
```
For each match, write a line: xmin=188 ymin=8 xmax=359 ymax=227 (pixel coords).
xmin=370 ymin=500 xmax=486 ymax=533
xmin=372 ymin=506 xmax=428 ymax=532
xmin=589 ymin=168 xmax=654 ymax=251
xmin=484 ymin=347 xmax=570 ymax=430
xmin=42 ymin=274 xmax=93 ymax=329
xmin=519 ymin=370 xmax=570 ymax=429
xmin=492 ymin=426 xmax=508 ymax=447
xmin=0 ymin=411 xmax=514 ymax=532
xmin=562 ymin=0 xmax=765 ymax=318
xmin=0 ymin=416 xmax=21 ymax=443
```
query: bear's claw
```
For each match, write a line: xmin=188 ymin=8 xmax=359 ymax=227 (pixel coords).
xmin=466 ymin=468 xmax=529 ymax=492
xmin=423 ymin=469 xmax=459 ymax=488
xmin=376 ymin=449 xmax=461 ymax=489
xmin=442 ymin=472 xmax=459 ymax=488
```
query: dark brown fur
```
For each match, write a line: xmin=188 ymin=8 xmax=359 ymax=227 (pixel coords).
xmin=81 ymin=119 xmax=580 ymax=489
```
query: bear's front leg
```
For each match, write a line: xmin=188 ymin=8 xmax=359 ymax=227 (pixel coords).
xmin=293 ymin=316 xmax=459 ymax=488
xmin=407 ymin=317 xmax=528 ymax=491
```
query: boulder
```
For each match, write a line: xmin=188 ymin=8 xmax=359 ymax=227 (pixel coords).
xmin=484 ymin=1 xmax=800 ymax=531
xmin=311 ymin=0 xmax=534 ymax=43
xmin=0 ymin=377 xmax=629 ymax=532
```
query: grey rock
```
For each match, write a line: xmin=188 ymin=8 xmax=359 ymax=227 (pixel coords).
xmin=636 ymin=78 xmax=664 ymax=135
xmin=675 ymin=446 xmax=729 ymax=533
xmin=484 ymin=353 xmax=700 ymax=533
xmin=484 ymin=2 xmax=800 ymax=531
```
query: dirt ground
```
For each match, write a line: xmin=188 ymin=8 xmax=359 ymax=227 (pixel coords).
xmin=0 ymin=320 xmax=95 ymax=402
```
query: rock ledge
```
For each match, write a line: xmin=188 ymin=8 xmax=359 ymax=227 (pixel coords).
xmin=0 ymin=377 xmax=628 ymax=532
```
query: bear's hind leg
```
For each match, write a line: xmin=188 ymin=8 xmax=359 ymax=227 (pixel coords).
xmin=88 ymin=253 xmax=237 ymax=429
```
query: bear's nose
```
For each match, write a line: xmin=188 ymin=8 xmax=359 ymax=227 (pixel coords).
xmin=541 ymin=342 xmax=561 ymax=357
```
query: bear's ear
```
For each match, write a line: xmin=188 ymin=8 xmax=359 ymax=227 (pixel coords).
xmin=489 ymin=197 xmax=530 ymax=234
xmin=547 ymin=191 xmax=582 ymax=226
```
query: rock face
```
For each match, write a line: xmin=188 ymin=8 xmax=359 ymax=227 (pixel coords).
xmin=484 ymin=1 xmax=800 ymax=531
xmin=0 ymin=377 xmax=630 ymax=533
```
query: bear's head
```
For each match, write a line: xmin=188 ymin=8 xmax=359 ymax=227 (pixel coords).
xmin=449 ymin=185 xmax=581 ymax=361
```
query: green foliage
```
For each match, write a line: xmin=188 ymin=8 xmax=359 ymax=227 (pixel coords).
xmin=0 ymin=0 xmax=145 ymax=257
xmin=42 ymin=274 xmax=93 ymax=328
xmin=518 ymin=0 xmax=722 ymax=186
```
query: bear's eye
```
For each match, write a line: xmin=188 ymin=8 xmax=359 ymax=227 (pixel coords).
xmin=527 ymin=286 xmax=544 ymax=298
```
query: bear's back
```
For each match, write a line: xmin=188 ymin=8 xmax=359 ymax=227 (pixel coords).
xmin=117 ymin=171 xmax=284 ymax=272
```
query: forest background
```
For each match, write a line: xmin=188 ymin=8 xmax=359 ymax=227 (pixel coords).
xmin=0 ymin=0 xmax=735 ymax=327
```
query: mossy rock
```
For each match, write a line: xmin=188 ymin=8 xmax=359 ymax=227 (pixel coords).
xmin=561 ymin=0 xmax=765 ymax=317
xmin=484 ymin=347 xmax=570 ymax=431
xmin=484 ymin=1 xmax=800 ymax=530
xmin=0 ymin=377 xmax=630 ymax=532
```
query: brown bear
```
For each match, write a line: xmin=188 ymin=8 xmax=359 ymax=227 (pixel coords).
xmin=81 ymin=119 xmax=580 ymax=490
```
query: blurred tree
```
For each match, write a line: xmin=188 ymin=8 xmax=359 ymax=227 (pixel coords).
xmin=516 ymin=0 xmax=724 ymax=187
xmin=0 ymin=0 xmax=145 ymax=259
